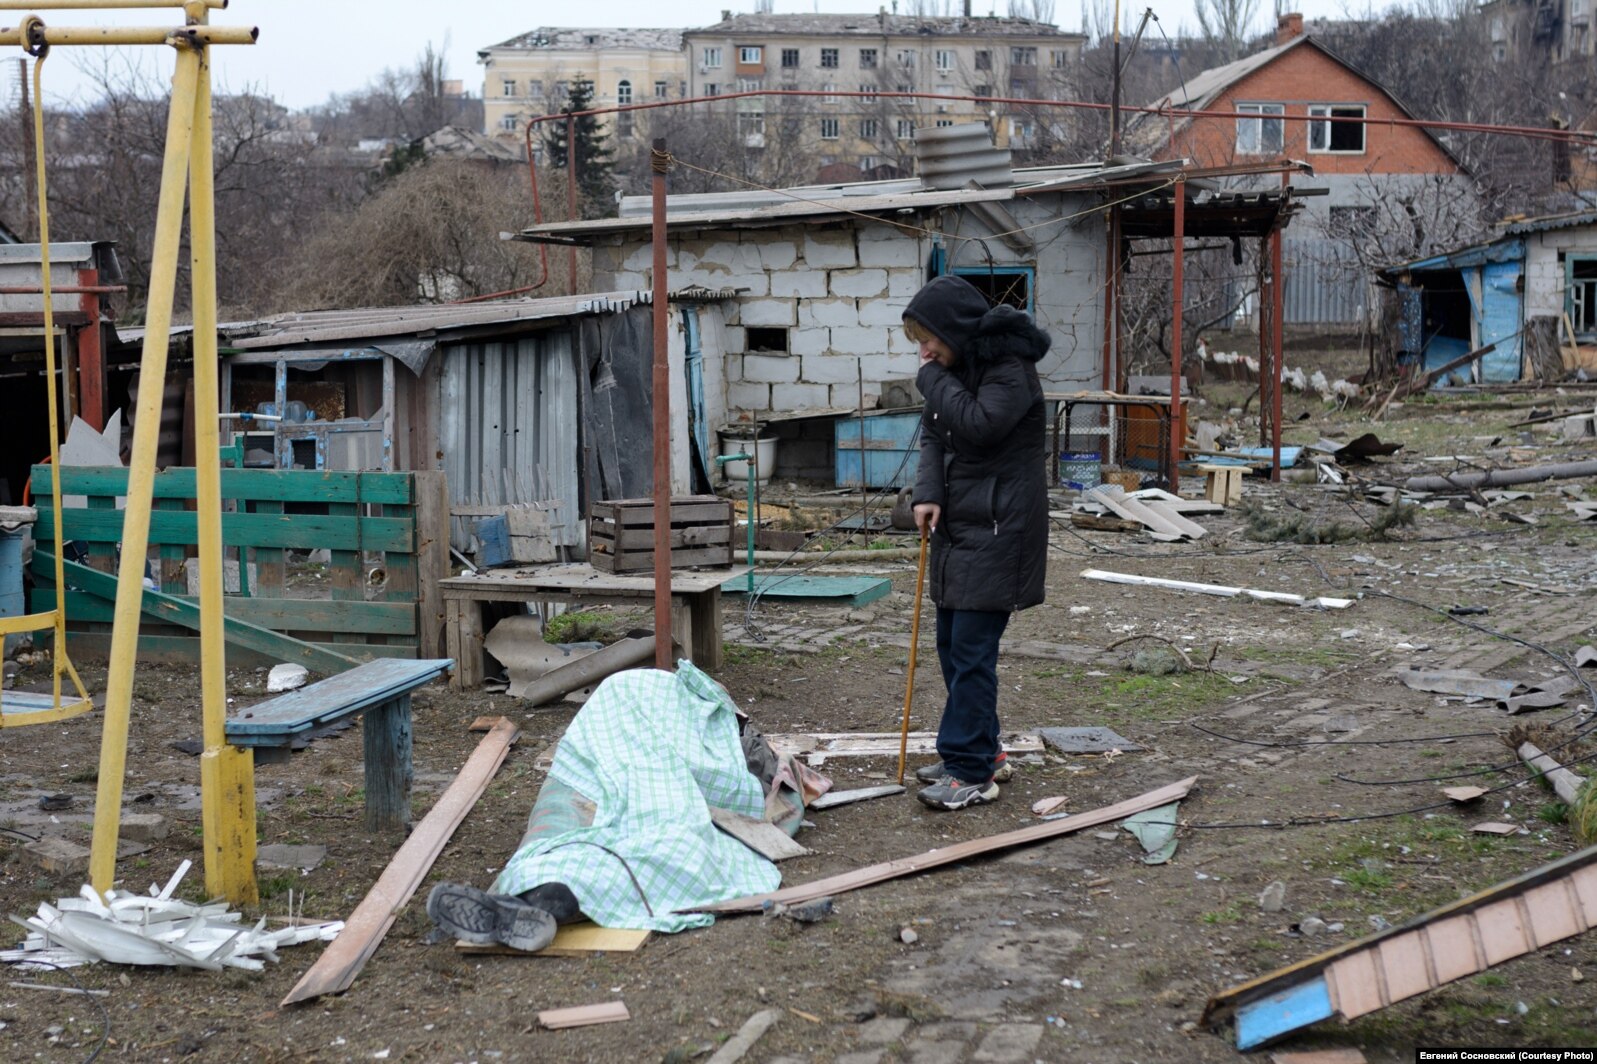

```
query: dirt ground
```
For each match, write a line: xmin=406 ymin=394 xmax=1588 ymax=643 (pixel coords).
xmin=2 ymin=380 xmax=1596 ymax=1063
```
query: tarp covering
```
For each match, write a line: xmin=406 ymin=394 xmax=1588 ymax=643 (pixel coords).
xmin=492 ymin=661 xmax=781 ymax=932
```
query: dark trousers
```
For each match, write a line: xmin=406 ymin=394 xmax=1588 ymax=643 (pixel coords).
xmin=933 ymin=606 xmax=1010 ymax=784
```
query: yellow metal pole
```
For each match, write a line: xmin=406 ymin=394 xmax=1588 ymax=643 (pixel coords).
xmin=88 ymin=43 xmax=200 ymax=894
xmin=0 ymin=25 xmax=256 ymax=46
xmin=0 ymin=1 xmax=226 ymax=8
xmin=188 ymin=26 xmax=256 ymax=905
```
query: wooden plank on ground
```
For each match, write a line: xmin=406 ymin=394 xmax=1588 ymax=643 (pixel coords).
xmin=537 ymin=1001 xmax=630 ymax=1029
xmin=280 ymin=716 xmax=519 ymax=1006
xmin=699 ymin=776 xmax=1198 ymax=913
xmin=38 ymin=553 xmax=361 ymax=675
xmin=708 ymin=807 xmax=812 ymax=861
xmin=454 ymin=922 xmax=652 ymax=957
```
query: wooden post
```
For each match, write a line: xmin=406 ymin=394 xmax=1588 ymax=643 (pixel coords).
xmin=1271 ymin=172 xmax=1287 ymax=482
xmin=650 ymin=138 xmax=673 ymax=670
xmin=413 ymin=470 xmax=449 ymax=659
xmin=363 ymin=695 xmax=414 ymax=833
xmin=1168 ymin=176 xmax=1185 ymax=494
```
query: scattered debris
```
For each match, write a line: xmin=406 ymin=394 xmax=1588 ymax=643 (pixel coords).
xmin=1498 ymin=674 xmax=1579 ymax=714
xmin=7 ymin=981 xmax=110 ymax=997
xmin=807 ymin=785 xmax=905 ymax=810
xmin=1442 ymin=786 xmax=1487 ymax=803
xmin=1121 ymin=802 xmax=1180 ymax=864
xmin=267 ymin=663 xmax=310 ymax=693
xmin=119 ymin=814 xmax=168 ymax=843
xmin=1269 ymin=1049 xmax=1368 ymax=1064
xmin=1511 ymin=730 xmax=1595 ymax=842
xmin=1031 ymin=796 xmax=1069 ymax=817
xmin=516 ymin=634 xmax=656 ymax=707
xmin=24 ymin=837 xmax=91 ymax=876
xmin=1241 ymin=499 xmax=1415 ymax=544
xmin=281 ymin=718 xmax=519 ymax=1006
xmin=1069 ymin=513 xmax=1143 ymax=533
xmin=1081 ymin=569 xmax=1354 ymax=609
xmin=704 ymin=777 xmax=1198 ymax=913
xmin=764 ymin=897 xmax=834 ymax=924
xmin=256 ymin=844 xmax=328 ymax=872
xmin=709 ymin=807 xmax=813 ymax=862
xmin=705 ymin=1009 xmax=780 ymax=1064
xmin=1399 ymin=669 xmax=1521 ymax=702
xmin=1082 ymin=486 xmax=1207 ymax=541
xmin=768 ymin=731 xmax=1041 ymax=767
xmin=1203 ymin=843 xmax=1597 ymax=1049
xmin=1295 ymin=917 xmax=1327 ymax=937
xmin=899 ymin=927 xmax=919 ymax=945
xmin=1039 ymin=726 xmax=1145 ymax=754
xmin=1259 ymin=881 xmax=1286 ymax=913
xmin=1577 ymin=645 xmax=1597 ymax=669
xmin=2 ymin=861 xmax=340 ymax=972
xmin=1471 ymin=822 xmax=1520 ymax=836
xmin=537 ymin=1001 xmax=630 ymax=1030
xmin=36 ymin=794 xmax=72 ymax=812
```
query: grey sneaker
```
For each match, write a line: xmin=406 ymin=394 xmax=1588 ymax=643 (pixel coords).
xmin=915 ymin=752 xmax=1014 ymax=784
xmin=426 ymin=882 xmax=557 ymax=952
xmin=917 ymin=775 xmax=1000 ymax=810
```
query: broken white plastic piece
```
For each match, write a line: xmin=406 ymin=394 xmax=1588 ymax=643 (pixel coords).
xmin=1080 ymin=569 xmax=1354 ymax=609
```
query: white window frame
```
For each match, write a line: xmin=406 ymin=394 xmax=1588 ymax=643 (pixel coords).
xmin=1308 ymin=104 xmax=1367 ymax=154
xmin=859 ymin=48 xmax=878 ymax=68
xmin=1050 ymin=49 xmax=1069 ymax=68
xmin=1011 ymin=46 xmax=1037 ymax=65
xmin=935 ymin=118 xmax=954 ymax=127
xmin=896 ymin=49 xmax=917 ymax=69
xmin=501 ymin=78 xmax=517 ymax=97
xmin=821 ymin=82 xmax=837 ymax=103
xmin=934 ymin=49 xmax=955 ymax=71
xmin=739 ymin=45 xmax=763 ymax=64
xmin=858 ymin=83 xmax=877 ymax=102
xmin=499 ymin=113 xmax=520 ymax=131
xmin=1235 ymin=102 xmax=1284 ymax=155
xmin=820 ymin=47 xmax=839 ymax=68
xmin=616 ymin=80 xmax=632 ymax=106
xmin=820 ymin=117 xmax=840 ymax=140
xmin=860 ymin=117 xmax=879 ymax=138
xmin=702 ymin=46 xmax=723 ymax=68
xmin=654 ymin=80 xmax=668 ymax=99
xmin=896 ymin=118 xmax=915 ymax=139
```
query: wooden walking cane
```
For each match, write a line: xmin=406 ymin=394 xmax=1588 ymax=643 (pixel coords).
xmin=896 ymin=525 xmax=931 ymax=786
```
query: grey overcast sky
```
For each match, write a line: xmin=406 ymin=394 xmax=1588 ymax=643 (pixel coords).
xmin=33 ymin=0 xmax=1357 ymax=110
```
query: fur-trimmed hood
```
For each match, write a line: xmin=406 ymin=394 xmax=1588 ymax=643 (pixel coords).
xmin=968 ymin=304 xmax=1051 ymax=365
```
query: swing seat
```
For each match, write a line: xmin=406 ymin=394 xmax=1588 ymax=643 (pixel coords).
xmin=1 ymin=690 xmax=94 ymax=726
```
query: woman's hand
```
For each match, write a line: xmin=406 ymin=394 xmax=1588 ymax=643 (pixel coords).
xmin=912 ymin=503 xmax=940 ymax=536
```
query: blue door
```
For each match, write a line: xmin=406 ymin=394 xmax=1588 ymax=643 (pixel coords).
xmin=1477 ymin=260 xmax=1524 ymax=382
xmin=681 ymin=308 xmax=712 ymax=490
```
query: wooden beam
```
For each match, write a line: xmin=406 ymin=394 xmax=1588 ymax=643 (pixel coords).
xmin=537 ymin=1001 xmax=630 ymax=1029
xmin=39 ymin=553 xmax=360 ymax=676
xmin=280 ymin=717 xmax=519 ymax=1006
xmin=700 ymin=776 xmax=1197 ymax=914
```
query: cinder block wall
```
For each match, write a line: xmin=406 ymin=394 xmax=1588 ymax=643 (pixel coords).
xmin=1524 ymin=226 xmax=1597 ymax=318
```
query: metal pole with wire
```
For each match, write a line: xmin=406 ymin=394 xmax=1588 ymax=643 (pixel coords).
xmin=649 ymin=139 xmax=673 ymax=669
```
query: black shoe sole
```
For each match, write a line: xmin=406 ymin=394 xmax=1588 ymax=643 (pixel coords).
xmin=426 ymin=883 xmax=557 ymax=952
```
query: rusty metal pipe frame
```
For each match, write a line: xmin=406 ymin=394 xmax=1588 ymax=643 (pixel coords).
xmin=0 ymin=0 xmax=225 ymax=7
xmin=0 ymin=24 xmax=255 ymax=46
xmin=649 ymin=138 xmax=672 ymax=671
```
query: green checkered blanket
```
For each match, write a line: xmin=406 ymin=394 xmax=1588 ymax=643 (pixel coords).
xmin=492 ymin=661 xmax=780 ymax=932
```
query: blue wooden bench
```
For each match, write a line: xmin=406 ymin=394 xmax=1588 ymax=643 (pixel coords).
xmin=225 ymin=657 xmax=453 ymax=833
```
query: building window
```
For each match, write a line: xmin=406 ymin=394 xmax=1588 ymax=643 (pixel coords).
xmin=822 ymin=82 xmax=837 ymax=103
xmin=859 ymin=83 xmax=877 ymax=102
xmin=1010 ymin=80 xmax=1026 ymax=96
xmin=935 ymin=49 xmax=955 ymax=71
xmin=974 ymin=84 xmax=992 ymax=100
xmin=616 ymin=80 xmax=632 ymax=105
xmin=1011 ymin=46 xmax=1037 ymax=65
xmin=1050 ymin=49 xmax=1070 ymax=68
xmin=1235 ymin=102 xmax=1284 ymax=154
xmin=897 ymin=49 xmax=917 ymax=69
xmin=738 ymin=110 xmax=765 ymax=144
xmin=936 ymin=118 xmax=954 ymax=127
xmin=820 ymin=117 xmax=840 ymax=139
xmin=974 ymin=49 xmax=991 ymax=70
xmin=780 ymin=116 xmax=802 ymax=139
xmin=739 ymin=46 xmax=763 ymax=64
xmin=952 ymin=266 xmax=1032 ymax=311
xmin=554 ymin=80 xmax=568 ymax=100
xmin=703 ymin=46 xmax=723 ymax=68
xmin=782 ymin=48 xmax=800 ymax=67
xmin=653 ymin=80 xmax=668 ymax=99
xmin=1567 ymin=256 xmax=1597 ymax=338
xmin=859 ymin=48 xmax=878 ymax=68
xmin=861 ymin=154 xmax=878 ymax=170
xmin=499 ymin=114 xmax=520 ymax=132
xmin=896 ymin=83 xmax=913 ymax=94
xmin=821 ymin=47 xmax=839 ymax=68
xmin=935 ymin=81 xmax=955 ymax=98
xmin=704 ymin=82 xmax=720 ymax=96
xmin=896 ymin=119 xmax=915 ymax=139
xmin=1309 ymin=104 xmax=1366 ymax=153
xmin=860 ymin=118 xmax=879 ymax=138
xmin=618 ymin=114 xmax=634 ymax=137
xmin=501 ymin=78 xmax=517 ymax=97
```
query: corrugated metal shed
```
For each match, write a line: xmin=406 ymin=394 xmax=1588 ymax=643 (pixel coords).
xmin=1501 ymin=208 xmax=1597 ymax=236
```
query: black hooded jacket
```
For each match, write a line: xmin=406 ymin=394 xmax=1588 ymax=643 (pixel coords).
xmin=910 ymin=302 xmax=1050 ymax=613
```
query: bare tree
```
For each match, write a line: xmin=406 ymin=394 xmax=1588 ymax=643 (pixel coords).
xmin=1194 ymin=0 xmax=1263 ymax=64
xmin=1009 ymin=0 xmax=1058 ymax=22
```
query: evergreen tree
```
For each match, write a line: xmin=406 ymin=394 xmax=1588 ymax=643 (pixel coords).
xmin=542 ymin=77 xmax=616 ymax=219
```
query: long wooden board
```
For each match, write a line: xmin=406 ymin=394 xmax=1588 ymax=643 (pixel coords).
xmin=538 ymin=1001 xmax=630 ymax=1029
xmin=281 ymin=717 xmax=520 ymax=1006
xmin=454 ymin=922 xmax=652 ymax=957
xmin=698 ymin=776 xmax=1198 ymax=913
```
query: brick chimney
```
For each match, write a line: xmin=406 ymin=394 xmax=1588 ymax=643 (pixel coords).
xmin=1276 ymin=12 xmax=1304 ymax=44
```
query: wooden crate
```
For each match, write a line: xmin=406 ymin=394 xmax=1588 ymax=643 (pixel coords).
xmin=589 ymin=495 xmax=733 ymax=573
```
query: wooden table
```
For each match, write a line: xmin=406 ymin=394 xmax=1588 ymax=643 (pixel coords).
xmin=440 ymin=563 xmax=749 ymax=688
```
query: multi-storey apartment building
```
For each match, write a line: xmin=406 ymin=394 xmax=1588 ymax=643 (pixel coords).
xmin=1483 ymin=0 xmax=1594 ymax=64
xmin=679 ymin=11 xmax=1086 ymax=175
xmin=478 ymin=27 xmax=687 ymax=145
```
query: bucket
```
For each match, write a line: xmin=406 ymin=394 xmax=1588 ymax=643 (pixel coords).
xmin=1059 ymin=452 xmax=1101 ymax=491
xmin=720 ymin=432 xmax=778 ymax=486
xmin=0 ymin=506 xmax=37 ymax=657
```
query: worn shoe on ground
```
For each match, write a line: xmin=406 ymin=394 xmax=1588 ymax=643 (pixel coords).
xmin=915 ymin=751 xmax=1013 ymax=784
xmin=917 ymin=775 xmax=1000 ymax=810
xmin=425 ymin=882 xmax=556 ymax=952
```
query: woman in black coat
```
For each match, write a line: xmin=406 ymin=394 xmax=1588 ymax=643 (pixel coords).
xmin=904 ymin=275 xmax=1050 ymax=810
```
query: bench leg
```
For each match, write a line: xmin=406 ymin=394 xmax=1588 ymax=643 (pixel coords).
xmin=446 ymin=600 xmax=464 ymax=689
xmin=457 ymin=601 xmax=486 ymax=689
xmin=670 ymin=598 xmax=692 ymax=665
xmin=202 ymin=745 xmax=258 ymax=906
xmin=688 ymin=587 xmax=723 ymax=671
xmin=364 ymin=695 xmax=414 ymax=833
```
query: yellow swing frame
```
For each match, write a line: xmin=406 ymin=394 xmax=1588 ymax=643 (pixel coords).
xmin=0 ymin=0 xmax=259 ymax=902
